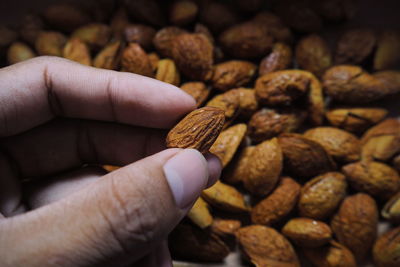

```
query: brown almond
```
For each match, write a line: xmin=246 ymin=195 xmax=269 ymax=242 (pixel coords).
xmin=373 ymin=70 xmax=400 ymax=94
xmin=155 ymin=59 xmax=180 ymax=86
xmin=278 ymin=134 xmax=336 ymax=178
xmin=63 ymin=38 xmax=92 ymax=66
xmin=171 ymin=33 xmax=214 ymax=81
xmin=72 ymin=23 xmax=111 ymax=50
xmin=166 ymin=107 xmax=225 ymax=154
xmin=124 ymin=24 xmax=156 ymax=51
xmin=223 ymin=146 xmax=255 ymax=185
xmin=373 ymin=227 xmax=400 ymax=267
xmin=282 ymin=218 xmax=332 ymax=247
xmin=244 ymin=138 xmax=283 ymax=196
xmin=303 ymin=240 xmax=357 ymax=267
xmin=169 ymin=0 xmax=198 ymax=26
xmin=298 ymin=172 xmax=347 ymax=220
xmin=93 ymin=40 xmax=123 ymax=70
xmin=210 ymin=124 xmax=247 ymax=167
xmin=296 ymin=34 xmax=332 ymax=77
xmin=35 ymin=31 xmax=67 ymax=56
xmin=374 ymin=30 xmax=400 ymax=70
xmin=342 ymin=161 xmax=400 ymax=200
xmin=382 ymin=192 xmax=400 ymax=224
xmin=211 ymin=60 xmax=256 ymax=91
xmin=153 ymin=26 xmax=187 ymax=58
xmin=331 ymin=193 xmax=378 ymax=261
xmin=7 ymin=42 xmax=36 ymax=65
xmin=236 ymin=88 xmax=259 ymax=119
xmin=121 ymin=43 xmax=154 ymax=77
xmin=202 ymin=181 xmax=249 ymax=213
xmin=251 ymin=177 xmax=300 ymax=226
xmin=236 ymin=225 xmax=300 ymax=267
xmin=180 ymin=82 xmax=211 ymax=107
xmin=187 ymin=197 xmax=213 ymax=229
xmin=259 ymin=42 xmax=292 ymax=76
xmin=304 ymin=127 xmax=361 ymax=163
xmin=326 ymin=107 xmax=388 ymax=133
xmin=206 ymin=89 xmax=241 ymax=127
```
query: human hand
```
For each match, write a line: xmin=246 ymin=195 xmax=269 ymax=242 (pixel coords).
xmin=0 ymin=57 xmax=222 ymax=267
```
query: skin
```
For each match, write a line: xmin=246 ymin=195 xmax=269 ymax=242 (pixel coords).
xmin=0 ymin=57 xmax=221 ymax=267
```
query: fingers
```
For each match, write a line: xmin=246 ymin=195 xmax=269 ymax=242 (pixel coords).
xmin=1 ymin=119 xmax=166 ymax=178
xmin=0 ymin=57 xmax=196 ymax=137
xmin=0 ymin=149 xmax=221 ymax=266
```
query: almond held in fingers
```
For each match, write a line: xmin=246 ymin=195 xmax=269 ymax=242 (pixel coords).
xmin=166 ymin=107 xmax=225 ymax=154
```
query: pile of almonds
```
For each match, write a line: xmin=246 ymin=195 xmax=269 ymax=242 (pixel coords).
xmin=2 ymin=0 xmax=400 ymax=266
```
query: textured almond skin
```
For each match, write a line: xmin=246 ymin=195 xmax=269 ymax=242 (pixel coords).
xmin=155 ymin=59 xmax=180 ymax=86
xmin=72 ymin=23 xmax=111 ymax=49
xmin=342 ymin=161 xmax=400 ymax=200
xmin=7 ymin=42 xmax=36 ymax=65
xmin=298 ymin=172 xmax=347 ymax=220
xmin=166 ymin=107 xmax=225 ymax=154
xmin=382 ymin=192 xmax=400 ymax=223
xmin=278 ymin=134 xmax=336 ymax=178
xmin=373 ymin=70 xmax=400 ymax=95
xmin=323 ymin=65 xmax=389 ymax=104
xmin=223 ymin=146 xmax=255 ymax=185
xmin=211 ymin=219 xmax=241 ymax=238
xmin=210 ymin=124 xmax=247 ymax=167
xmin=206 ymin=89 xmax=241 ymax=126
xmin=169 ymin=224 xmax=230 ymax=262
xmin=244 ymin=138 xmax=283 ymax=196
xmin=211 ymin=60 xmax=256 ymax=91
xmin=180 ymin=82 xmax=210 ymax=107
xmin=169 ymin=0 xmax=198 ymax=26
xmin=219 ymin=20 xmax=273 ymax=59
xmin=326 ymin=107 xmax=388 ymax=133
xmin=63 ymin=38 xmax=92 ymax=66
xmin=153 ymin=26 xmax=187 ymax=58
xmin=124 ymin=24 xmax=156 ymax=51
xmin=259 ymin=42 xmax=292 ymax=76
xmin=202 ymin=181 xmax=249 ymax=213
xmin=121 ymin=43 xmax=154 ymax=77
xmin=187 ymin=197 xmax=213 ymax=229
xmin=373 ymin=227 xmax=400 ymax=267
xmin=43 ymin=3 xmax=91 ymax=33
xmin=335 ymin=29 xmax=377 ymax=64
xmin=251 ymin=177 xmax=300 ymax=225
xmin=303 ymin=241 xmax=357 ymax=267
xmin=236 ymin=225 xmax=300 ymax=267
xmin=171 ymin=33 xmax=214 ymax=81
xmin=331 ymin=193 xmax=378 ymax=261
xmin=236 ymin=88 xmax=259 ymax=119
xmin=296 ymin=34 xmax=332 ymax=77
xmin=374 ymin=30 xmax=400 ymax=71
xmin=304 ymin=127 xmax=361 ymax=163
xmin=93 ymin=40 xmax=123 ymax=70
xmin=35 ymin=31 xmax=67 ymax=56
xmin=282 ymin=218 xmax=332 ymax=248
xmin=248 ymin=108 xmax=306 ymax=143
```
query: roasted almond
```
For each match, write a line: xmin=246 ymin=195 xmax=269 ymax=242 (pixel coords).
xmin=7 ymin=42 xmax=36 ymax=65
xmin=63 ymin=38 xmax=92 ymax=66
xmin=259 ymin=42 xmax=292 ymax=76
xmin=155 ymin=58 xmax=180 ymax=86
xmin=187 ymin=197 xmax=213 ymax=229
xmin=223 ymin=146 xmax=255 ymax=185
xmin=153 ymin=26 xmax=187 ymax=58
xmin=180 ymin=82 xmax=211 ymax=107
xmin=303 ymin=240 xmax=357 ymax=267
xmin=373 ymin=227 xmax=400 ymax=267
xmin=121 ymin=43 xmax=154 ymax=77
xmin=211 ymin=60 xmax=256 ymax=91
xmin=206 ymin=89 xmax=241 ymax=127
xmin=35 ymin=31 xmax=67 ymax=56
xmin=382 ymin=192 xmax=400 ymax=224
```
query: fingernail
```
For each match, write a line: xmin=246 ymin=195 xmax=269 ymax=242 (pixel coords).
xmin=163 ymin=149 xmax=209 ymax=208
xmin=205 ymin=153 xmax=222 ymax=188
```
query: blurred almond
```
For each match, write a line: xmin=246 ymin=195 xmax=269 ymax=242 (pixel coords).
xmin=153 ymin=26 xmax=187 ymax=58
xmin=148 ymin=52 xmax=160 ymax=72
xmin=63 ymin=38 xmax=91 ymax=65
xmin=93 ymin=40 xmax=123 ymax=70
xmin=72 ymin=23 xmax=111 ymax=49
xmin=373 ymin=227 xmax=400 ymax=267
xmin=236 ymin=88 xmax=259 ymax=119
xmin=43 ymin=3 xmax=91 ymax=32
xmin=211 ymin=219 xmax=241 ymax=238
xmin=35 ymin=31 xmax=67 ymax=56
xmin=259 ymin=42 xmax=292 ymax=76
xmin=169 ymin=0 xmax=198 ymax=26
xmin=155 ymin=59 xmax=180 ymax=86
xmin=187 ymin=197 xmax=213 ymax=229
xmin=7 ymin=42 xmax=36 ymax=65
xmin=211 ymin=60 xmax=256 ymax=91
xmin=303 ymin=241 xmax=357 ymax=267
xmin=125 ymin=0 xmax=165 ymax=27
xmin=124 ymin=24 xmax=156 ymax=51
xmin=206 ymin=89 xmax=241 ymax=126
xmin=110 ymin=7 xmax=130 ymax=38
xmin=121 ymin=43 xmax=153 ymax=77
xmin=374 ymin=30 xmax=400 ymax=70
xmin=335 ymin=29 xmax=377 ymax=64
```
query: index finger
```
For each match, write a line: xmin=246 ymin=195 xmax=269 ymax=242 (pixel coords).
xmin=0 ymin=56 xmax=196 ymax=137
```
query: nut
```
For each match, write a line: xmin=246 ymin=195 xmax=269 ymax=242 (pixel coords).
xmin=259 ymin=42 xmax=292 ymax=76
xmin=304 ymin=127 xmax=361 ymax=163
xmin=244 ymin=138 xmax=283 ymax=196
xmin=251 ymin=177 xmax=300 ymax=225
xmin=121 ymin=43 xmax=154 ymax=77
xmin=206 ymin=89 xmax=241 ymax=127
xmin=278 ymin=134 xmax=336 ymax=178
xmin=194 ymin=23 xmax=215 ymax=45
xmin=210 ymin=124 xmax=247 ymax=167
xmin=124 ymin=24 xmax=156 ymax=51
xmin=303 ymin=240 xmax=357 ymax=267
xmin=282 ymin=218 xmax=332 ymax=248
xmin=63 ymin=38 xmax=92 ymax=66
xmin=296 ymin=34 xmax=332 ymax=77
xmin=331 ymin=193 xmax=378 ymax=261
xmin=171 ymin=33 xmax=214 ymax=81
xmin=169 ymin=0 xmax=198 ymax=26
xmin=43 ymin=3 xmax=91 ymax=33
xmin=155 ymin=59 xmax=180 ymax=86
xmin=153 ymin=26 xmax=187 ymax=58
xmin=323 ymin=65 xmax=389 ymax=104
xmin=7 ymin=42 xmax=36 ymax=65
xmin=169 ymin=224 xmax=229 ymax=262
xmin=166 ymin=107 xmax=225 ymax=154
xmin=236 ymin=88 xmax=259 ymax=119
xmin=374 ymin=30 xmax=400 ymax=70
xmin=326 ymin=107 xmax=388 ymax=133
xmin=211 ymin=219 xmax=241 ymax=238
xmin=35 ymin=31 xmax=67 ymax=56
xmin=373 ymin=70 xmax=400 ymax=95
xmin=223 ymin=146 xmax=255 ymax=185
xmin=382 ymin=192 xmax=400 ymax=224
xmin=180 ymin=82 xmax=210 ymax=107
xmin=335 ymin=29 xmax=377 ymax=64
xmin=342 ymin=161 xmax=400 ymax=200
xmin=72 ymin=23 xmax=111 ymax=49
xmin=248 ymin=108 xmax=306 ymax=143
xmin=298 ymin=172 xmax=347 ymax=220
xmin=236 ymin=225 xmax=300 ymax=267
xmin=93 ymin=40 xmax=123 ymax=70
xmin=373 ymin=227 xmax=400 ymax=267
xmin=202 ymin=181 xmax=249 ymax=213
xmin=187 ymin=197 xmax=213 ymax=229
xmin=148 ymin=52 xmax=160 ymax=71
xmin=211 ymin=60 xmax=256 ymax=91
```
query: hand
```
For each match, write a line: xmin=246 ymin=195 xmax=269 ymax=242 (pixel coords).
xmin=0 ymin=57 xmax=222 ymax=267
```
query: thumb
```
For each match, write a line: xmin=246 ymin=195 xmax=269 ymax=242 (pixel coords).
xmin=0 ymin=149 xmax=221 ymax=267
